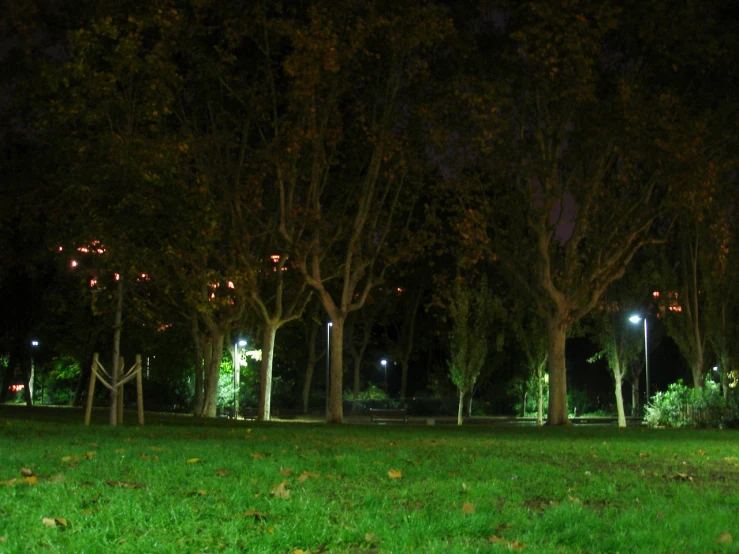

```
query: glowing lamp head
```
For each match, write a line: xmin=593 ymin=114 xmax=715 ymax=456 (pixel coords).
xmin=381 ymin=359 xmax=387 ymax=367
xmin=629 ymin=315 xmax=642 ymax=324
xmin=238 ymin=339 xmax=247 ymax=347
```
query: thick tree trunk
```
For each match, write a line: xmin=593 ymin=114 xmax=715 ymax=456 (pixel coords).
xmin=327 ymin=316 xmax=345 ymax=423
xmin=301 ymin=324 xmax=320 ymax=415
xmin=546 ymin=317 xmax=569 ymax=425
xmin=258 ymin=322 xmax=278 ymax=421
xmin=109 ymin=276 xmax=124 ymax=426
xmin=614 ymin=369 xmax=626 ymax=428
xmin=202 ymin=331 xmax=226 ymax=418
xmin=691 ymin=359 xmax=704 ymax=389
xmin=457 ymin=388 xmax=464 ymax=426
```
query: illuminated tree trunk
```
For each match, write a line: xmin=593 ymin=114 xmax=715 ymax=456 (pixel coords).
xmin=546 ymin=317 xmax=569 ymax=426
xmin=109 ymin=275 xmax=124 ymax=426
xmin=614 ymin=375 xmax=626 ymax=428
xmin=201 ymin=331 xmax=225 ymax=418
xmin=258 ymin=322 xmax=278 ymax=421
xmin=327 ymin=316 xmax=345 ymax=423
xmin=537 ymin=363 xmax=544 ymax=427
xmin=457 ymin=389 xmax=464 ymax=426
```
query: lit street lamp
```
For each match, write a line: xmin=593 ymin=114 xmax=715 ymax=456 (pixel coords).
xmin=31 ymin=340 xmax=39 ymax=404
xmin=629 ymin=315 xmax=649 ymax=404
xmin=233 ymin=339 xmax=247 ymax=418
xmin=326 ymin=322 xmax=332 ymax=418
xmin=381 ymin=359 xmax=388 ymax=395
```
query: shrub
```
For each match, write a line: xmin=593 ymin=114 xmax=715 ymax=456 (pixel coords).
xmin=644 ymin=377 xmax=738 ymax=428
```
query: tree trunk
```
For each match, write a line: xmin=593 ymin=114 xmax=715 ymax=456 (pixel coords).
xmin=457 ymin=388 xmax=464 ymax=426
xmin=537 ymin=363 xmax=544 ymax=427
xmin=466 ymin=392 xmax=473 ymax=418
xmin=631 ymin=375 xmax=641 ymax=418
xmin=258 ymin=322 xmax=278 ymax=421
xmin=20 ymin=343 xmax=33 ymax=407
xmin=546 ymin=317 xmax=569 ymax=425
xmin=327 ymin=316 xmax=345 ymax=423
xmin=613 ymin=368 xmax=626 ymax=428
xmin=301 ymin=323 xmax=320 ymax=415
xmin=109 ymin=276 xmax=124 ymax=426
xmin=202 ymin=331 xmax=226 ymax=418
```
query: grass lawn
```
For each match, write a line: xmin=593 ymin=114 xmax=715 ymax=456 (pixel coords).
xmin=0 ymin=406 xmax=737 ymax=553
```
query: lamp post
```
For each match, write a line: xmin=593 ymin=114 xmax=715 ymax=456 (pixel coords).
xmin=325 ymin=322 xmax=332 ymax=418
xmin=233 ymin=339 xmax=247 ymax=419
xmin=381 ymin=359 xmax=388 ymax=396
xmin=629 ymin=315 xmax=649 ymax=404
xmin=30 ymin=340 xmax=39 ymax=404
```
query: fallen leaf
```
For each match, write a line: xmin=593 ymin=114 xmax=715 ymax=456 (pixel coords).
xmin=214 ymin=468 xmax=231 ymax=476
xmin=461 ymin=482 xmax=468 ymax=491
xmin=88 ymin=442 xmax=98 ymax=448
xmin=105 ymin=480 xmax=145 ymax=489
xmin=462 ymin=502 xmax=476 ymax=514
xmin=149 ymin=446 xmax=164 ymax=451
xmin=55 ymin=518 xmax=67 ymax=527
xmin=639 ymin=452 xmax=648 ymax=458
xmin=723 ymin=457 xmax=738 ymax=462
xmin=388 ymin=469 xmax=403 ymax=479
xmin=364 ymin=533 xmax=378 ymax=543
xmin=297 ymin=471 xmax=320 ymax=482
xmin=21 ymin=468 xmax=34 ymax=477
xmin=0 ymin=479 xmax=18 ymax=486
xmin=23 ymin=476 xmax=38 ymax=485
xmin=716 ymin=532 xmax=733 ymax=545
xmin=42 ymin=518 xmax=57 ymax=528
xmin=271 ymin=480 xmax=290 ymax=499
xmin=489 ymin=535 xmax=525 ymax=551
xmin=114 ymin=448 xmax=125 ymax=454
xmin=85 ymin=452 xmax=95 ymax=460
xmin=186 ymin=458 xmax=201 ymax=464
xmin=60 ymin=456 xmax=73 ymax=463
xmin=567 ymin=496 xmax=582 ymax=504
xmin=698 ymin=449 xmax=706 ymax=456
xmin=280 ymin=467 xmax=294 ymax=477
xmin=293 ymin=550 xmax=309 ymax=554
xmin=251 ymin=453 xmax=264 ymax=459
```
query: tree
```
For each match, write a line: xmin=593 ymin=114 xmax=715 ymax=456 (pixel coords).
xmin=447 ymin=274 xmax=500 ymax=426
xmin=272 ymin=1 xmax=453 ymax=422
xmin=511 ymin=309 xmax=548 ymax=426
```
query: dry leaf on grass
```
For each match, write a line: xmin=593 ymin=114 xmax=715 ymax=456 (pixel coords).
xmin=387 ymin=469 xmax=403 ymax=479
xmin=21 ymin=468 xmax=34 ymax=477
xmin=280 ymin=467 xmax=294 ymax=477
xmin=271 ymin=480 xmax=290 ymax=499
xmin=85 ymin=452 xmax=95 ymax=460
xmin=23 ymin=476 xmax=38 ymax=485
xmin=186 ymin=458 xmax=201 ymax=464
xmin=251 ymin=453 xmax=265 ymax=459
xmin=462 ymin=502 xmax=476 ymax=514
xmin=567 ymin=496 xmax=582 ymax=504
xmin=105 ymin=480 xmax=145 ymax=489
xmin=42 ymin=517 xmax=67 ymax=528
xmin=297 ymin=471 xmax=320 ymax=482
xmin=293 ymin=549 xmax=309 ymax=554
xmin=716 ymin=532 xmax=733 ymax=545
xmin=214 ymin=468 xmax=231 ymax=476
xmin=364 ymin=533 xmax=378 ymax=543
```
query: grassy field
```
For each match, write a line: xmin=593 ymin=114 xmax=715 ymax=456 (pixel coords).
xmin=0 ymin=406 xmax=737 ymax=553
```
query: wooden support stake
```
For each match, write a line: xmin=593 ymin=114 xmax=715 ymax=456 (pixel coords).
xmin=84 ymin=354 xmax=99 ymax=426
xmin=135 ymin=354 xmax=144 ymax=425
xmin=117 ymin=356 xmax=124 ymax=425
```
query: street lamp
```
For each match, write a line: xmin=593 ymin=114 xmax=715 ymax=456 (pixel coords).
xmin=381 ymin=359 xmax=388 ymax=395
xmin=326 ymin=322 xmax=332 ymax=418
xmin=629 ymin=315 xmax=649 ymax=404
xmin=30 ymin=340 xmax=39 ymax=404
xmin=233 ymin=339 xmax=247 ymax=419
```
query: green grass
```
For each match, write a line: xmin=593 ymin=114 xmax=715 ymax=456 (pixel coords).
xmin=0 ymin=406 xmax=737 ymax=553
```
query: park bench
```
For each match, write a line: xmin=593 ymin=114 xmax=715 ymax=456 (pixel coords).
xmin=369 ymin=408 xmax=408 ymax=423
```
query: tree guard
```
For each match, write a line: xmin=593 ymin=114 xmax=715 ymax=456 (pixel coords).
xmin=84 ymin=353 xmax=144 ymax=426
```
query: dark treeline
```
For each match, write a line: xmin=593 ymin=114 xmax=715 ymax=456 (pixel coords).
xmin=1 ymin=0 xmax=737 ymax=425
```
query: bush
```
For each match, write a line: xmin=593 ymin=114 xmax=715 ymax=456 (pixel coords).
xmin=644 ymin=378 xmax=738 ymax=428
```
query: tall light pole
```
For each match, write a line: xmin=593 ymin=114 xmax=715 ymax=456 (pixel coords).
xmin=30 ymin=340 xmax=39 ymax=404
xmin=629 ymin=315 xmax=649 ymax=404
xmin=381 ymin=359 xmax=388 ymax=396
xmin=325 ymin=322 xmax=332 ymax=418
xmin=233 ymin=339 xmax=247 ymax=418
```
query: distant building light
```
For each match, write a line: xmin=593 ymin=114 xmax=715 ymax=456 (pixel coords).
xmin=10 ymin=384 xmax=24 ymax=392
xmin=90 ymin=278 xmax=97 ymax=287
xmin=652 ymin=291 xmax=660 ymax=298
xmin=270 ymin=255 xmax=280 ymax=263
xmin=71 ymin=260 xmax=78 ymax=268
xmin=228 ymin=281 xmax=235 ymax=289
xmin=115 ymin=273 xmax=120 ymax=281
